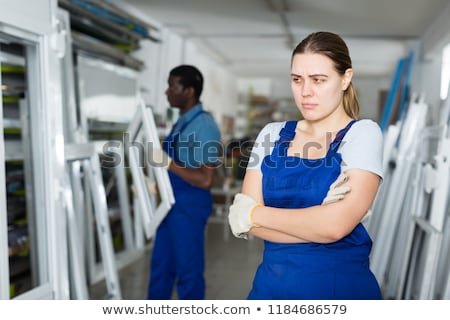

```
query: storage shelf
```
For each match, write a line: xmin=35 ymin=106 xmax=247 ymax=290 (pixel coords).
xmin=0 ymin=51 xmax=25 ymax=66
xmin=58 ymin=0 xmax=159 ymax=70
xmin=4 ymin=140 xmax=24 ymax=161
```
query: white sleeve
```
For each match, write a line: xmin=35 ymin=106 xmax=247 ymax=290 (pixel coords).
xmin=338 ymin=119 xmax=384 ymax=180
xmin=246 ymin=122 xmax=285 ymax=171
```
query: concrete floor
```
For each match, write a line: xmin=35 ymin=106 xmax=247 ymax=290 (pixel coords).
xmin=90 ymin=221 xmax=264 ymax=300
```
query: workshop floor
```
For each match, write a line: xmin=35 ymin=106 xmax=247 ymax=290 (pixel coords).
xmin=90 ymin=221 xmax=264 ymax=300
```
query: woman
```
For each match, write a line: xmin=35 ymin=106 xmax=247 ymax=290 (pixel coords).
xmin=228 ymin=31 xmax=383 ymax=299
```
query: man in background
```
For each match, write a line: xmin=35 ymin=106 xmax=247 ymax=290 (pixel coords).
xmin=147 ymin=65 xmax=221 ymax=299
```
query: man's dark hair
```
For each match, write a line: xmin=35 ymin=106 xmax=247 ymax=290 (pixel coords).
xmin=169 ymin=65 xmax=204 ymax=99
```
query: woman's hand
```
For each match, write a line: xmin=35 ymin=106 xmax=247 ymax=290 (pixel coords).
xmin=228 ymin=193 xmax=262 ymax=239
xmin=322 ymin=172 xmax=351 ymax=205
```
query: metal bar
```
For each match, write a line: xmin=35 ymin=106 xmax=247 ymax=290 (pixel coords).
xmin=87 ymin=0 xmax=159 ymax=32
xmin=444 ymin=270 xmax=450 ymax=299
xmin=133 ymin=196 xmax=144 ymax=249
xmin=58 ymin=0 xmax=141 ymax=41
xmin=384 ymin=166 xmax=419 ymax=298
xmin=380 ymin=58 xmax=405 ymax=132
xmin=84 ymin=167 xmax=96 ymax=285
xmin=72 ymin=32 xmax=144 ymax=71
xmin=19 ymin=98 xmax=40 ymax=288
xmin=441 ymin=215 xmax=450 ymax=299
xmin=0 ymin=53 xmax=11 ymax=300
xmin=418 ymin=232 xmax=442 ymax=299
xmin=428 ymin=140 xmax=450 ymax=232
xmin=64 ymin=170 xmax=89 ymax=299
xmin=394 ymin=163 xmax=427 ymax=299
xmin=84 ymin=155 xmax=122 ymax=299
xmin=25 ymin=35 xmax=48 ymax=288
xmin=129 ymin=144 xmax=154 ymax=238
xmin=397 ymin=51 xmax=414 ymax=123
xmin=404 ymin=228 xmax=423 ymax=299
xmin=114 ymin=151 xmax=133 ymax=251
xmin=70 ymin=161 xmax=86 ymax=248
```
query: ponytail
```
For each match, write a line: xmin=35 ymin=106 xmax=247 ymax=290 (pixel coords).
xmin=343 ymin=82 xmax=359 ymax=119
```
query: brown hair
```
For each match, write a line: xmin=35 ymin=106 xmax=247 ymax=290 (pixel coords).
xmin=292 ymin=32 xmax=359 ymax=119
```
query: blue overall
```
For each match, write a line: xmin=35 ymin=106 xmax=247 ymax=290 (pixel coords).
xmin=248 ymin=120 xmax=382 ymax=300
xmin=147 ymin=108 xmax=215 ymax=300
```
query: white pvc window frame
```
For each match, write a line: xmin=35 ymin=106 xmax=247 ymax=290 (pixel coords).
xmin=65 ymin=142 xmax=122 ymax=299
xmin=0 ymin=16 xmax=68 ymax=299
xmin=127 ymin=97 xmax=175 ymax=240
xmin=440 ymin=43 xmax=450 ymax=100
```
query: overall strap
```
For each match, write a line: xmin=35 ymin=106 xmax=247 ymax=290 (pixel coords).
xmin=328 ymin=120 xmax=357 ymax=154
xmin=169 ymin=109 xmax=206 ymax=139
xmin=277 ymin=120 xmax=297 ymax=156
xmin=164 ymin=110 xmax=206 ymax=162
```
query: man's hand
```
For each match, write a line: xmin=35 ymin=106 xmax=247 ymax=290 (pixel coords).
xmin=131 ymin=176 xmax=157 ymax=198
xmin=149 ymin=148 xmax=172 ymax=169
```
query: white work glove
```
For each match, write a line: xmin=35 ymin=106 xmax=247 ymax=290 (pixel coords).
xmin=228 ymin=193 xmax=262 ymax=239
xmin=322 ymin=172 xmax=350 ymax=205
xmin=321 ymin=172 xmax=371 ymax=223
xmin=148 ymin=148 xmax=172 ymax=169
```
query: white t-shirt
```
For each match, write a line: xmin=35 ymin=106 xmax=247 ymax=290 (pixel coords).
xmin=247 ymin=119 xmax=384 ymax=180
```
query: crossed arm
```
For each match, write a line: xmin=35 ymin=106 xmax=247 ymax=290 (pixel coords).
xmin=239 ymin=168 xmax=380 ymax=244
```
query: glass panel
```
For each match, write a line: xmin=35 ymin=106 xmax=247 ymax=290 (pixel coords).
xmin=1 ymin=35 xmax=47 ymax=298
xmin=79 ymin=53 xmax=139 ymax=255
xmin=76 ymin=55 xmax=138 ymax=269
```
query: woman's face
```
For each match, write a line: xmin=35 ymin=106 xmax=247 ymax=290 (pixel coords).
xmin=290 ymin=52 xmax=351 ymax=122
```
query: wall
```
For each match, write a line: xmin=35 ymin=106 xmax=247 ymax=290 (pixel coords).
xmin=133 ymin=29 xmax=239 ymax=138
xmin=115 ymin=1 xmax=239 ymax=139
xmin=270 ymin=76 xmax=292 ymax=100
xmin=418 ymin=0 xmax=450 ymax=121
xmin=132 ymin=28 xmax=184 ymax=133
xmin=132 ymin=39 xmax=162 ymax=114
xmin=421 ymin=1 xmax=450 ymax=60
xmin=0 ymin=0 xmax=54 ymax=34
xmin=240 ymin=73 xmax=393 ymax=123
xmin=184 ymin=40 xmax=239 ymax=137
xmin=354 ymin=76 xmax=392 ymax=121
xmin=417 ymin=56 xmax=444 ymax=124
xmin=119 ymin=0 xmax=396 ymax=133
xmin=116 ymin=0 xmax=450 ymax=134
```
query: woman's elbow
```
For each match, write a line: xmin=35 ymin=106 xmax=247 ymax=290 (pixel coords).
xmin=321 ymin=224 xmax=352 ymax=243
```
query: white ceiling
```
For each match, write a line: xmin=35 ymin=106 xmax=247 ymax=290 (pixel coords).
xmin=121 ymin=0 xmax=449 ymax=79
